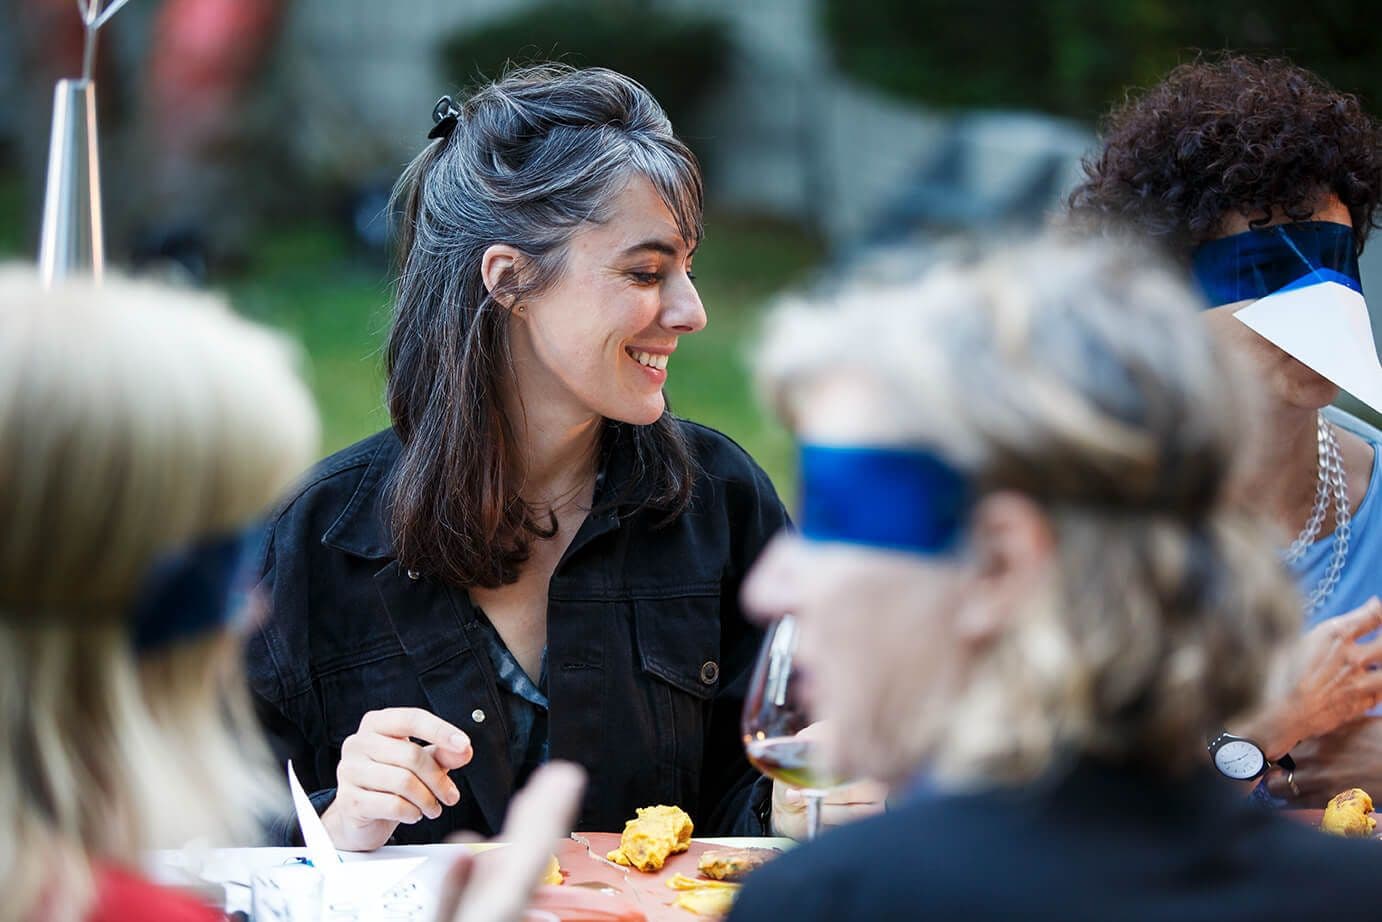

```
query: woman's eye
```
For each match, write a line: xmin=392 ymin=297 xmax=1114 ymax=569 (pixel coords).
xmin=686 ymin=271 xmax=697 ymax=282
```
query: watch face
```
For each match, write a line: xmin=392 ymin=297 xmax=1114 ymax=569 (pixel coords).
xmin=1214 ymin=739 xmax=1266 ymax=780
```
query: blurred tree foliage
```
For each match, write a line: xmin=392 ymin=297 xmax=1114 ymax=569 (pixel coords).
xmin=823 ymin=0 xmax=1382 ymax=120
xmin=440 ymin=1 xmax=731 ymax=136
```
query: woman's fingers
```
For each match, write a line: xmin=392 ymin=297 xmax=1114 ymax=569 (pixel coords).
xmin=1339 ymin=597 xmax=1382 ymax=642
xmin=326 ymin=707 xmax=473 ymax=851
xmin=354 ymin=734 xmax=462 ymax=806
xmin=340 ymin=760 xmax=444 ymax=819
xmin=819 ymin=799 xmax=887 ymax=828
xmin=821 ymin=779 xmax=888 ymax=806
xmin=359 ymin=707 xmax=473 ymax=758
xmin=783 ymin=779 xmax=887 ymax=807
xmin=346 ymin=787 xmax=426 ymax=825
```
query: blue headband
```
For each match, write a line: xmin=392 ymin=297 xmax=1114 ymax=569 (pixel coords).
xmin=1190 ymin=221 xmax=1361 ymax=307
xmin=130 ymin=523 xmax=266 ymax=652
xmin=799 ymin=443 xmax=972 ymax=555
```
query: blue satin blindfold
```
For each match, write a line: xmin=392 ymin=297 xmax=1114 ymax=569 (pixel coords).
xmin=130 ymin=523 xmax=266 ymax=652
xmin=1191 ymin=221 xmax=1361 ymax=307
xmin=799 ymin=443 xmax=972 ymax=555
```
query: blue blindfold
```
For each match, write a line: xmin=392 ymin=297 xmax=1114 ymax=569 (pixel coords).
xmin=130 ymin=523 xmax=266 ymax=652
xmin=799 ymin=443 xmax=972 ymax=556
xmin=1191 ymin=221 xmax=1361 ymax=307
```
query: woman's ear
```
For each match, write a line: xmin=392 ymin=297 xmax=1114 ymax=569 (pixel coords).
xmin=480 ymin=244 xmax=524 ymax=309
xmin=955 ymin=491 xmax=1054 ymax=645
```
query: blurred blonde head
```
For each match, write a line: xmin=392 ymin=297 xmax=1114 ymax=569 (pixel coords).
xmin=0 ymin=267 xmax=318 ymax=920
xmin=750 ymin=236 xmax=1297 ymax=789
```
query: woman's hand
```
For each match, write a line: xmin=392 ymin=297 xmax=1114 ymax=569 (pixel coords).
xmin=1239 ymin=598 xmax=1382 ymax=759
xmin=434 ymin=761 xmax=586 ymax=922
xmin=322 ymin=707 xmax=474 ymax=852
xmin=770 ymin=777 xmax=888 ymax=840
xmin=767 ymin=722 xmax=887 ymax=840
xmin=1265 ymin=717 xmax=1382 ymax=806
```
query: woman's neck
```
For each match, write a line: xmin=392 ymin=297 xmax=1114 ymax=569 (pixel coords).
xmin=1242 ymin=402 xmax=1323 ymax=536
xmin=507 ymin=388 xmax=602 ymax=508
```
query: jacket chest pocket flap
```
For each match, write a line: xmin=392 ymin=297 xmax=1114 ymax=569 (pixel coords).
xmin=634 ymin=588 xmax=723 ymax=701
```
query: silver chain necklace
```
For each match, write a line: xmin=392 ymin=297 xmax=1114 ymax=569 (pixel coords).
xmin=1282 ymin=414 xmax=1351 ymax=617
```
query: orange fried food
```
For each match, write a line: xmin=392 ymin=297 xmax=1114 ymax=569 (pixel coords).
xmin=541 ymin=854 xmax=563 ymax=886
xmin=606 ymin=805 xmax=694 ymax=872
xmin=1321 ymin=788 xmax=1377 ymax=838
xmin=695 ymin=847 xmax=779 ymax=882
xmin=667 ymin=874 xmax=738 ymax=891
xmin=671 ymin=886 xmax=738 ymax=917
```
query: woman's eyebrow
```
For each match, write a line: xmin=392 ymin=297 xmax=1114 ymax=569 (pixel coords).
xmin=617 ymin=239 xmax=697 ymax=259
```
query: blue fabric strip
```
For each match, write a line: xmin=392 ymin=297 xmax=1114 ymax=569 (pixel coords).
xmin=1190 ymin=221 xmax=1360 ymax=307
xmin=130 ymin=523 xmax=266 ymax=652
xmin=1278 ymin=267 xmax=1364 ymax=296
xmin=799 ymin=443 xmax=971 ymax=556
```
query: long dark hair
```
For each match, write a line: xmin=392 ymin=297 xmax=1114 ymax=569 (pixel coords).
xmin=386 ymin=65 xmax=701 ymax=589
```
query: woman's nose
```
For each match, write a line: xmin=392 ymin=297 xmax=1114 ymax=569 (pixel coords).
xmin=661 ymin=274 xmax=707 ymax=334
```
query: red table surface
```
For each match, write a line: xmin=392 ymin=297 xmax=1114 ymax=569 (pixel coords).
xmin=474 ymin=832 xmax=781 ymax=922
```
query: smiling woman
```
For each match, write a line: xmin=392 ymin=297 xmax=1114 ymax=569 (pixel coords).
xmin=246 ymin=65 xmax=795 ymax=851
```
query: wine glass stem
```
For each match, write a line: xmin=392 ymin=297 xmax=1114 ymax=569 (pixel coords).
xmin=804 ymin=790 xmax=825 ymax=841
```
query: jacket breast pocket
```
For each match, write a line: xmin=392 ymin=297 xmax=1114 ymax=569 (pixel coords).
xmin=315 ymin=644 xmax=423 ymax=748
xmin=633 ymin=589 xmax=723 ymax=797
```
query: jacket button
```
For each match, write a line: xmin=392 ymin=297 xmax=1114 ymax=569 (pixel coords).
xmin=471 ymin=708 xmax=486 ymax=723
xmin=699 ymin=661 xmax=720 ymax=685
xmin=405 ymin=568 xmax=421 ymax=581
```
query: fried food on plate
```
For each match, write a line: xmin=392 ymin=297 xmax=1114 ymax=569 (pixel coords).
xmin=1321 ymin=788 xmax=1377 ymax=838
xmin=668 ymin=874 xmax=741 ymax=917
xmin=667 ymin=874 xmax=737 ymax=891
xmin=672 ymin=886 xmax=738 ymax=917
xmin=606 ymin=804 xmax=693 ymax=872
xmin=696 ymin=847 xmax=779 ymax=882
xmin=541 ymin=854 xmax=563 ymax=886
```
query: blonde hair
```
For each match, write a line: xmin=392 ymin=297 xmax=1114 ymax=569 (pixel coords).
xmin=760 ymin=237 xmax=1298 ymax=786
xmin=0 ymin=268 xmax=319 ymax=920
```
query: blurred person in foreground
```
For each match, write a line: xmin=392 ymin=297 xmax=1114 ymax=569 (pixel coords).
xmin=1070 ymin=56 xmax=1382 ymax=805
xmin=246 ymin=63 xmax=881 ymax=851
xmin=0 ymin=268 xmax=583 ymax=922
xmin=728 ymin=239 xmax=1382 ymax=922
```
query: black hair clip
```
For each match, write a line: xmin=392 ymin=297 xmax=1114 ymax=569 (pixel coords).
xmin=428 ymin=95 xmax=460 ymax=141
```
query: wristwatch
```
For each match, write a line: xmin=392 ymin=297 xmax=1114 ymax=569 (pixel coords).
xmin=1207 ymin=731 xmax=1296 ymax=782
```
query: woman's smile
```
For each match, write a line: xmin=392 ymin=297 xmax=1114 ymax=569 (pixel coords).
xmin=626 ymin=345 xmax=673 ymax=383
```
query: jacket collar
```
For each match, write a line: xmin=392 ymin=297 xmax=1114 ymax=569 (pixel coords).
xmin=321 ymin=430 xmax=402 ymax=559
xmin=319 ymin=422 xmax=661 ymax=561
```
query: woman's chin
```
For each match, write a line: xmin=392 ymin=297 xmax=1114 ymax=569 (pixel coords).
xmin=1272 ymin=360 xmax=1339 ymax=409
xmin=607 ymin=394 xmax=667 ymax=427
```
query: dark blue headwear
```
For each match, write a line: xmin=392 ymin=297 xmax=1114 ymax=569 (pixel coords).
xmin=799 ymin=443 xmax=972 ymax=556
xmin=1190 ymin=221 xmax=1360 ymax=307
xmin=129 ymin=523 xmax=266 ymax=652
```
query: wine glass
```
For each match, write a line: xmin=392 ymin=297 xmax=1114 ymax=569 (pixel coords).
xmin=741 ymin=613 xmax=844 ymax=841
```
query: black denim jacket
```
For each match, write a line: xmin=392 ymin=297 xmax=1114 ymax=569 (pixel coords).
xmin=246 ymin=420 xmax=788 ymax=844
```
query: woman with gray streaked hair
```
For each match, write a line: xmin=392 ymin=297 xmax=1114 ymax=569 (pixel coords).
xmin=246 ymin=64 xmax=878 ymax=851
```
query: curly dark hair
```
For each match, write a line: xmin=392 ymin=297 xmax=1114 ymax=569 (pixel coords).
xmin=1068 ymin=56 xmax=1382 ymax=257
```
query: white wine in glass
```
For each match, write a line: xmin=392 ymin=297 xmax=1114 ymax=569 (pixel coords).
xmin=741 ymin=614 xmax=844 ymax=840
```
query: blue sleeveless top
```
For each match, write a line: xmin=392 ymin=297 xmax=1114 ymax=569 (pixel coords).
xmin=1297 ymin=410 xmax=1382 ymax=632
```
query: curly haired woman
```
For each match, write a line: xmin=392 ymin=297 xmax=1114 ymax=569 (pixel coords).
xmin=1070 ymin=55 xmax=1382 ymax=805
